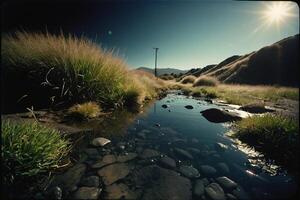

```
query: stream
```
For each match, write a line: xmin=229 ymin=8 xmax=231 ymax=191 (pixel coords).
xmin=46 ymin=91 xmax=298 ymax=200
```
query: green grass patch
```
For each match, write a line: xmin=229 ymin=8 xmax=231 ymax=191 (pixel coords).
xmin=233 ymin=114 xmax=299 ymax=171
xmin=2 ymin=120 xmax=70 ymax=186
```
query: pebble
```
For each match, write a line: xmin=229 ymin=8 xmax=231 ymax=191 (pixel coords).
xmin=185 ymin=105 xmax=194 ymax=109
xmin=194 ymin=179 xmax=205 ymax=197
xmin=179 ymin=165 xmax=200 ymax=179
xmin=200 ymin=165 xmax=217 ymax=176
xmin=205 ymin=183 xmax=226 ymax=200
xmin=159 ymin=156 xmax=176 ymax=169
xmin=174 ymin=148 xmax=194 ymax=160
xmin=117 ymin=153 xmax=137 ymax=162
xmin=80 ymin=176 xmax=100 ymax=187
xmin=73 ymin=187 xmax=101 ymax=199
xmin=91 ymin=154 xmax=117 ymax=169
xmin=216 ymin=176 xmax=238 ymax=190
xmin=92 ymin=137 xmax=111 ymax=147
xmin=217 ymin=162 xmax=230 ymax=174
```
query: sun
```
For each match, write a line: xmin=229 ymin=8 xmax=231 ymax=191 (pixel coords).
xmin=263 ymin=2 xmax=295 ymax=24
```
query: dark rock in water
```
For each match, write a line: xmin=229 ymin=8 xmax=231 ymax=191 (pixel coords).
xmin=179 ymin=165 xmax=200 ymax=179
xmin=155 ymin=123 xmax=161 ymax=127
xmin=185 ymin=105 xmax=194 ymax=109
xmin=199 ymin=165 xmax=217 ymax=176
xmin=117 ymin=153 xmax=137 ymax=162
xmin=80 ymin=176 xmax=100 ymax=187
xmin=215 ymin=142 xmax=228 ymax=152
xmin=132 ymin=165 xmax=192 ymax=200
xmin=216 ymin=177 xmax=238 ymax=190
xmin=105 ymin=183 xmax=138 ymax=199
xmin=239 ymin=104 xmax=274 ymax=113
xmin=232 ymin=186 xmax=251 ymax=200
xmin=187 ymin=147 xmax=201 ymax=155
xmin=162 ymin=104 xmax=169 ymax=108
xmin=205 ymin=183 xmax=226 ymax=200
xmin=226 ymin=193 xmax=238 ymax=200
xmin=205 ymin=99 xmax=213 ymax=104
xmin=91 ymin=154 xmax=117 ymax=169
xmin=200 ymin=108 xmax=242 ymax=123
xmin=217 ymin=163 xmax=230 ymax=174
xmin=193 ymin=179 xmax=205 ymax=197
xmin=174 ymin=148 xmax=194 ymax=160
xmin=73 ymin=187 xmax=101 ymax=199
xmin=140 ymin=149 xmax=160 ymax=159
xmin=97 ymin=163 xmax=130 ymax=185
xmin=159 ymin=156 xmax=176 ymax=169
xmin=49 ymin=164 xmax=86 ymax=192
xmin=47 ymin=186 xmax=62 ymax=200
xmin=83 ymin=148 xmax=99 ymax=158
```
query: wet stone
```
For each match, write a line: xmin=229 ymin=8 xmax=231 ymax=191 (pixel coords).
xmin=217 ymin=162 xmax=230 ymax=174
xmin=179 ymin=165 xmax=200 ymax=179
xmin=47 ymin=186 xmax=62 ymax=200
xmin=105 ymin=183 xmax=138 ymax=199
xmin=232 ymin=186 xmax=251 ymax=200
xmin=205 ymin=183 xmax=226 ymax=200
xmin=97 ymin=163 xmax=130 ymax=185
xmin=117 ymin=152 xmax=138 ymax=162
xmin=162 ymin=104 xmax=169 ymax=108
xmin=200 ymin=165 xmax=217 ymax=176
xmin=83 ymin=148 xmax=99 ymax=157
xmin=140 ymin=149 xmax=160 ymax=159
xmin=194 ymin=179 xmax=205 ymax=197
xmin=92 ymin=137 xmax=111 ymax=147
xmin=187 ymin=147 xmax=201 ymax=155
xmin=174 ymin=148 xmax=194 ymax=160
xmin=80 ymin=176 xmax=99 ymax=187
xmin=73 ymin=187 xmax=101 ymax=200
xmin=226 ymin=193 xmax=238 ymax=200
xmin=215 ymin=143 xmax=228 ymax=152
xmin=216 ymin=177 xmax=237 ymax=191
xmin=185 ymin=105 xmax=194 ymax=109
xmin=159 ymin=156 xmax=176 ymax=169
xmin=91 ymin=154 xmax=116 ymax=169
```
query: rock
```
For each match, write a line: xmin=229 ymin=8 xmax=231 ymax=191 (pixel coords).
xmin=215 ymin=143 xmax=228 ymax=152
xmin=239 ymin=104 xmax=274 ymax=114
xmin=199 ymin=165 xmax=217 ymax=176
xmin=194 ymin=179 xmax=205 ymax=197
xmin=91 ymin=154 xmax=117 ymax=169
xmin=92 ymin=137 xmax=111 ymax=147
xmin=174 ymin=148 xmax=193 ymax=160
xmin=117 ymin=153 xmax=138 ymax=162
xmin=205 ymin=183 xmax=226 ymax=200
xmin=232 ymin=186 xmax=251 ymax=200
xmin=49 ymin=164 xmax=86 ymax=191
xmin=140 ymin=149 xmax=160 ymax=159
xmin=159 ymin=156 xmax=176 ymax=169
xmin=48 ymin=186 xmax=62 ymax=200
xmin=162 ymin=104 xmax=169 ymax=108
xmin=105 ymin=183 xmax=138 ymax=199
xmin=200 ymin=108 xmax=242 ymax=123
xmin=179 ymin=165 xmax=200 ymax=179
xmin=73 ymin=187 xmax=101 ymax=199
xmin=226 ymin=193 xmax=238 ymax=200
xmin=132 ymin=165 xmax=192 ymax=200
xmin=205 ymin=99 xmax=213 ymax=103
xmin=83 ymin=148 xmax=99 ymax=158
xmin=155 ymin=123 xmax=161 ymax=127
xmin=216 ymin=163 xmax=230 ymax=174
xmin=216 ymin=177 xmax=238 ymax=190
xmin=97 ymin=163 xmax=130 ymax=185
xmin=187 ymin=147 xmax=201 ymax=154
xmin=80 ymin=176 xmax=100 ymax=187
xmin=185 ymin=105 xmax=194 ymax=109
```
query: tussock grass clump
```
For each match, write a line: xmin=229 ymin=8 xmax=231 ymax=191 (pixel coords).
xmin=1 ymin=31 xmax=163 ymax=112
xmin=234 ymin=114 xmax=299 ymax=170
xmin=193 ymin=75 xmax=219 ymax=87
xmin=68 ymin=101 xmax=101 ymax=119
xmin=2 ymin=120 xmax=70 ymax=185
xmin=180 ymin=75 xmax=196 ymax=84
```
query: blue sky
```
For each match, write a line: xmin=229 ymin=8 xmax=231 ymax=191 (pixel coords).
xmin=3 ymin=1 xmax=299 ymax=70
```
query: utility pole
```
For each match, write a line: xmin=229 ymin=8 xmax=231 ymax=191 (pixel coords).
xmin=153 ymin=47 xmax=159 ymax=77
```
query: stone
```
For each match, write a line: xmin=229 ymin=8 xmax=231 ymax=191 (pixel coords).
xmin=199 ymin=165 xmax=217 ymax=176
xmin=179 ymin=165 xmax=200 ymax=179
xmin=185 ymin=105 xmax=194 ymax=109
xmin=162 ymin=104 xmax=169 ymax=108
xmin=83 ymin=148 xmax=99 ymax=157
xmin=73 ymin=187 xmax=101 ymax=199
xmin=217 ymin=163 xmax=230 ymax=174
xmin=49 ymin=164 xmax=86 ymax=191
xmin=215 ymin=143 xmax=228 ymax=152
xmin=174 ymin=148 xmax=193 ymax=160
xmin=155 ymin=123 xmax=161 ymax=127
xmin=117 ymin=153 xmax=138 ymax=162
xmin=139 ymin=149 xmax=160 ymax=159
xmin=97 ymin=163 xmax=130 ymax=185
xmin=232 ymin=186 xmax=251 ymax=200
xmin=187 ymin=147 xmax=201 ymax=154
xmin=91 ymin=154 xmax=116 ymax=169
xmin=48 ymin=186 xmax=62 ymax=200
xmin=239 ymin=104 xmax=274 ymax=114
xmin=92 ymin=137 xmax=111 ymax=147
xmin=226 ymin=193 xmax=238 ymax=200
xmin=105 ymin=183 xmax=138 ymax=199
xmin=132 ymin=165 xmax=192 ymax=200
xmin=200 ymin=108 xmax=242 ymax=123
xmin=159 ymin=156 xmax=176 ymax=169
xmin=205 ymin=183 xmax=226 ymax=200
xmin=194 ymin=179 xmax=205 ymax=197
xmin=216 ymin=177 xmax=238 ymax=190
xmin=80 ymin=176 xmax=100 ymax=187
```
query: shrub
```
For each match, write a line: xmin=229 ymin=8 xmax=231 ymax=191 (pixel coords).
xmin=68 ymin=101 xmax=101 ymax=119
xmin=180 ymin=75 xmax=196 ymax=84
xmin=193 ymin=75 xmax=219 ymax=87
xmin=2 ymin=120 xmax=70 ymax=185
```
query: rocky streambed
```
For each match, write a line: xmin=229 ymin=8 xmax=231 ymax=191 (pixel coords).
xmin=32 ymin=92 xmax=298 ymax=199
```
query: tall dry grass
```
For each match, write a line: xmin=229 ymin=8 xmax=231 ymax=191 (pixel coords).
xmin=1 ymin=31 xmax=164 ymax=110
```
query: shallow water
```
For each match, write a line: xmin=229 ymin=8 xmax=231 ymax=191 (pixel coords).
xmin=57 ymin=92 xmax=298 ymax=199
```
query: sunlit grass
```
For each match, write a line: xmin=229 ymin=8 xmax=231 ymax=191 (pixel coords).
xmin=193 ymin=75 xmax=219 ymax=87
xmin=180 ymin=75 xmax=196 ymax=84
xmin=68 ymin=101 xmax=101 ymax=119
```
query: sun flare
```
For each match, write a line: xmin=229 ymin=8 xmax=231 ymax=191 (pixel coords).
xmin=263 ymin=2 xmax=295 ymax=24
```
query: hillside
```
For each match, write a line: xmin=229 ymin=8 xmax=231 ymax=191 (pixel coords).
xmin=188 ymin=34 xmax=299 ymax=86
xmin=137 ymin=67 xmax=188 ymax=76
